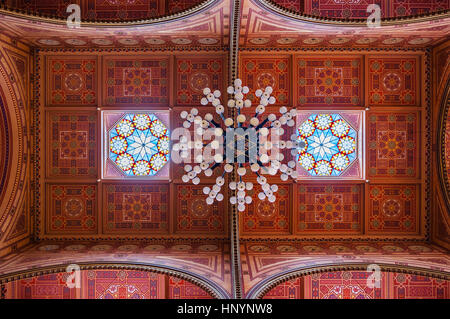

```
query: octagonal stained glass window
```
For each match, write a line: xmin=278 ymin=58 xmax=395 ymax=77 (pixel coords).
xmin=108 ymin=113 xmax=170 ymax=176
xmin=297 ymin=113 xmax=357 ymax=176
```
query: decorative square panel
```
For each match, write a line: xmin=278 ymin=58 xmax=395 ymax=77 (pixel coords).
xmin=101 ymin=110 xmax=170 ymax=179
xmin=296 ymin=56 xmax=362 ymax=106
xmin=13 ymin=274 xmax=77 ymax=299
xmin=174 ymin=184 xmax=225 ymax=234
xmin=296 ymin=110 xmax=365 ymax=179
xmin=103 ymin=56 xmax=169 ymax=106
xmin=368 ymin=56 xmax=418 ymax=106
xmin=263 ymin=278 xmax=302 ymax=299
xmin=103 ymin=183 xmax=169 ymax=234
xmin=175 ymin=57 xmax=224 ymax=105
xmin=389 ymin=273 xmax=449 ymax=299
xmin=241 ymin=184 xmax=291 ymax=235
xmin=240 ymin=56 xmax=290 ymax=105
xmin=46 ymin=56 xmax=97 ymax=106
xmin=46 ymin=111 xmax=97 ymax=178
xmin=368 ymin=112 xmax=418 ymax=178
xmin=368 ymin=184 xmax=419 ymax=234
xmin=303 ymin=271 xmax=385 ymax=299
xmin=296 ymin=183 xmax=362 ymax=234
xmin=84 ymin=270 xmax=165 ymax=299
xmin=46 ymin=184 xmax=97 ymax=234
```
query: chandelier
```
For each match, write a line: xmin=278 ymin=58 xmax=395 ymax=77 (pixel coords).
xmin=173 ymin=79 xmax=298 ymax=212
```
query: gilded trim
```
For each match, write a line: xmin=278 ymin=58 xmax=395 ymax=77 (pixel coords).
xmin=438 ymin=77 xmax=450 ymax=212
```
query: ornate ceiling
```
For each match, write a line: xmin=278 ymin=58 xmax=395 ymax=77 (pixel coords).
xmin=0 ymin=0 xmax=448 ymax=299
xmin=0 ymin=0 xmax=230 ymax=48
xmin=241 ymin=0 xmax=450 ymax=48
xmin=271 ymin=0 xmax=449 ymax=20
xmin=2 ymin=0 xmax=208 ymax=21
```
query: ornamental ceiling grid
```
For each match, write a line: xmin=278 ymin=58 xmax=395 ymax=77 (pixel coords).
xmin=2 ymin=1 xmax=449 ymax=302
xmin=234 ymin=50 xmax=428 ymax=240
xmin=32 ymin=47 xmax=430 ymax=243
xmin=0 ymin=0 xmax=446 ymax=300
xmin=36 ymin=50 xmax=233 ymax=240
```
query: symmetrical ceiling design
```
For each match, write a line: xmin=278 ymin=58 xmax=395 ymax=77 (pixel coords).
xmin=236 ymin=51 xmax=426 ymax=239
xmin=0 ymin=240 xmax=231 ymax=297
xmin=0 ymin=0 xmax=449 ymax=299
xmin=37 ymin=51 xmax=229 ymax=240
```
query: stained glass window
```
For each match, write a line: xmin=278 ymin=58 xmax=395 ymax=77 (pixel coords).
xmin=108 ymin=113 xmax=170 ymax=176
xmin=297 ymin=113 xmax=357 ymax=176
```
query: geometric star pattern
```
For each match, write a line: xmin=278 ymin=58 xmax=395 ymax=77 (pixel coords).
xmin=297 ymin=113 xmax=357 ymax=176
xmin=108 ymin=113 xmax=170 ymax=177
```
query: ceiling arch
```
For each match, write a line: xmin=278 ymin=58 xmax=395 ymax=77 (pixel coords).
xmin=437 ymin=63 xmax=450 ymax=231
xmin=246 ymin=263 xmax=450 ymax=299
xmin=0 ymin=0 xmax=229 ymax=48
xmin=0 ymin=51 xmax=29 ymax=255
xmin=240 ymin=0 xmax=450 ymax=48
xmin=0 ymin=0 xmax=212 ymax=23
xmin=0 ymin=262 xmax=228 ymax=298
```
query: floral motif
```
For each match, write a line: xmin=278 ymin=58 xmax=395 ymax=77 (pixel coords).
xmin=383 ymin=73 xmax=402 ymax=92
xmin=382 ymin=199 xmax=401 ymax=217
xmin=314 ymin=67 xmax=343 ymax=96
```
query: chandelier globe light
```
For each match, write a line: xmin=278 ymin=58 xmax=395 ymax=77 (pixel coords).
xmin=174 ymin=78 xmax=298 ymax=212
